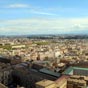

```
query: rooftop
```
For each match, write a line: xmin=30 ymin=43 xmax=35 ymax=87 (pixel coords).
xmin=36 ymin=79 xmax=55 ymax=87
xmin=63 ymin=66 xmax=88 ymax=75
xmin=55 ymin=75 xmax=69 ymax=83
xmin=39 ymin=68 xmax=60 ymax=77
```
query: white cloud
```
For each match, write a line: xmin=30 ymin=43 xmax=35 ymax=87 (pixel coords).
xmin=30 ymin=10 xmax=57 ymax=16
xmin=3 ymin=4 xmax=57 ymax=16
xmin=0 ymin=18 xmax=88 ymax=35
xmin=6 ymin=4 xmax=30 ymax=8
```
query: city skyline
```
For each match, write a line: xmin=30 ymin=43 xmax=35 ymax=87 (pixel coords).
xmin=0 ymin=0 xmax=88 ymax=35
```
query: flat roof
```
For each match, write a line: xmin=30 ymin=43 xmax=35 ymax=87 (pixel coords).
xmin=74 ymin=67 xmax=88 ymax=71
xmin=36 ymin=79 xmax=55 ymax=87
xmin=39 ymin=68 xmax=60 ymax=77
xmin=63 ymin=66 xmax=88 ymax=75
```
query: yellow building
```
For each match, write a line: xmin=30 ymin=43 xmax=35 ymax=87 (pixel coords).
xmin=36 ymin=79 xmax=56 ymax=88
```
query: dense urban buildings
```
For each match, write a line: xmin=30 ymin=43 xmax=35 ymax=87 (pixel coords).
xmin=0 ymin=35 xmax=88 ymax=88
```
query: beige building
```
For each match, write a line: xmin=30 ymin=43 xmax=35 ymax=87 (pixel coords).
xmin=12 ymin=45 xmax=26 ymax=49
xmin=17 ymin=85 xmax=25 ymax=88
xmin=67 ymin=75 xmax=87 ymax=88
xmin=36 ymin=79 xmax=57 ymax=88
xmin=55 ymin=75 xmax=69 ymax=88
xmin=0 ymin=83 xmax=8 ymax=88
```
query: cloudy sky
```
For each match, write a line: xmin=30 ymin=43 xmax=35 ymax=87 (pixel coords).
xmin=0 ymin=0 xmax=88 ymax=35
